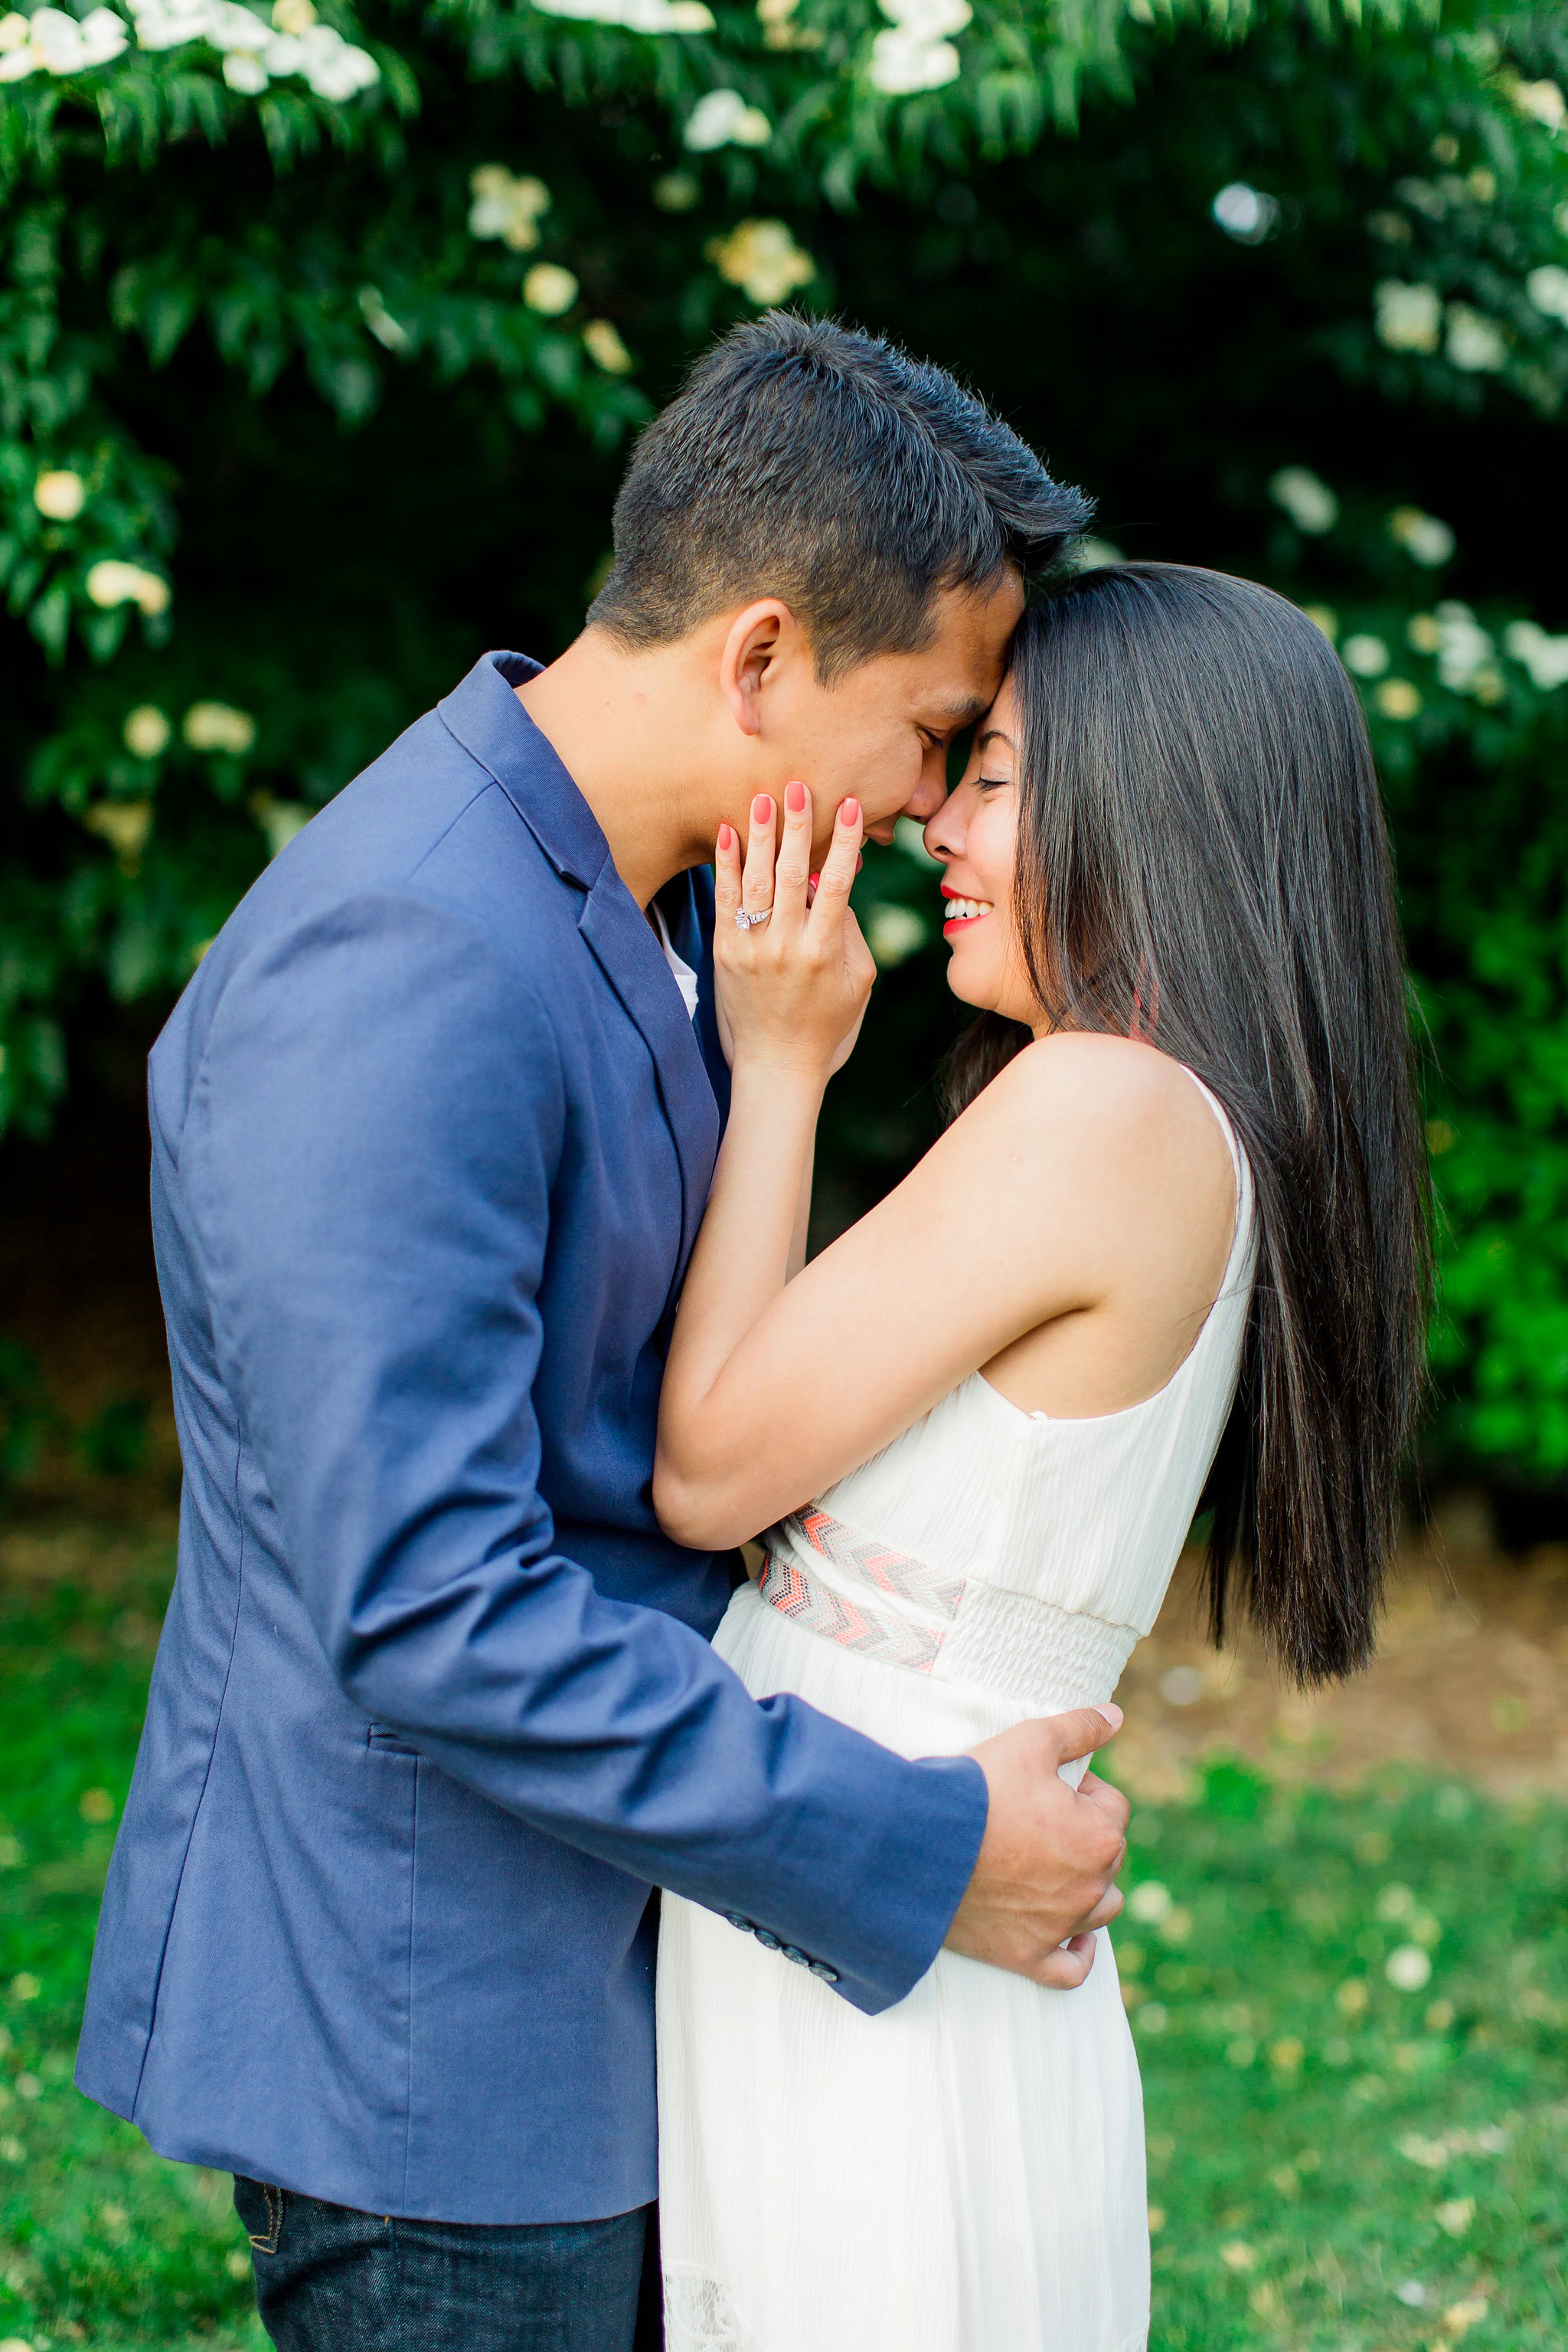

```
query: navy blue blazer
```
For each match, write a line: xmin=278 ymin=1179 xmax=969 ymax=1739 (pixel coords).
xmin=75 ymin=652 xmax=988 ymax=2224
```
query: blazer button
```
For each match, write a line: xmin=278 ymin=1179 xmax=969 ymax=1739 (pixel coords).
xmin=780 ymin=1945 xmax=810 ymax=1966
xmin=809 ymin=1962 xmax=840 ymax=1984
xmin=753 ymin=1929 xmax=782 ymax=1951
xmin=724 ymin=1913 xmax=754 ymax=1932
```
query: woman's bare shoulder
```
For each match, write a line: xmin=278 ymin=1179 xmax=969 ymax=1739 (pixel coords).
xmin=937 ymin=1031 xmax=1235 ymax=1244
xmin=958 ymin=1030 xmax=1221 ymax=1142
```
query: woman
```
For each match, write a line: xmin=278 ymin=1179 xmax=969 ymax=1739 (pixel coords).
xmin=652 ymin=564 xmax=1429 ymax=2352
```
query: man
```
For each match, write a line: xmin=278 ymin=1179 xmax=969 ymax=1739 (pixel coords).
xmin=77 ymin=312 xmax=1129 ymax=2351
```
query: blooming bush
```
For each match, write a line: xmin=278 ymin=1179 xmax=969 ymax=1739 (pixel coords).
xmin=1 ymin=0 xmax=1566 ymax=1485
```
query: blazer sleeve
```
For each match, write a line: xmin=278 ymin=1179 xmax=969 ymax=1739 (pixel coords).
xmin=186 ymin=887 xmax=988 ymax=2016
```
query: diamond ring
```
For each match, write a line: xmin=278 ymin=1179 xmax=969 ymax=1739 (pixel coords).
xmin=734 ymin=907 xmax=773 ymax=930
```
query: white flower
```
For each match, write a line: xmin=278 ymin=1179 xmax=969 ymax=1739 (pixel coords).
xmin=582 ymin=318 xmax=632 ymax=374
xmin=653 ymin=170 xmax=699 ymax=211
xmin=201 ymin=0 xmax=263 ymax=48
xmin=1442 ymin=2296 xmax=1488 ymax=2338
xmin=85 ymin=559 xmax=170 ymax=615
xmin=1510 ymin=78 xmax=1565 ymax=132
xmin=531 ymin=0 xmax=714 ymax=31
xmin=1072 ymin=536 xmax=1125 ymax=570
xmin=1385 ymin=1942 xmax=1432 ymax=1990
xmin=864 ymin=903 xmax=926 ymax=967
xmin=125 ymin=0 xmax=376 ymax=93
xmin=868 ymin=28 xmax=958 ymax=92
xmin=707 ymin=218 xmax=814 ymax=305
xmin=1374 ymin=279 xmax=1442 ymax=354
xmin=1395 ymin=2279 xmax=1429 ymax=2307
xmin=1389 ymin=505 xmax=1455 ymax=567
xmin=25 ymin=5 xmax=129 ymax=70
xmin=684 ymin=87 xmax=771 ymax=151
xmin=122 ymin=704 xmax=172 ymax=758
xmin=1126 ymin=1880 xmax=1171 ymax=1924
xmin=34 ymin=468 xmax=86 ymax=520
xmin=1342 ymin=634 xmax=1390 ymax=678
xmin=1503 ymin=618 xmax=1568 ymax=690
xmin=469 ymin=165 xmax=550 ymax=253
xmin=1212 ymin=183 xmax=1279 ymax=244
xmin=524 ymin=263 xmax=579 ymax=315
xmin=1527 ymin=263 xmax=1568 ymax=325
xmin=1445 ymin=303 xmax=1507 ymax=372
xmin=183 ymin=700 xmax=256 ymax=754
xmin=84 ymin=799 xmax=154 ymax=863
xmin=1269 ymin=466 xmax=1338 ymax=534
xmin=867 ymin=0 xmax=965 ymax=92
xmin=1435 ymin=2195 xmax=1475 ymax=2236
xmin=128 ymin=0 xmax=211 ymax=51
xmin=880 ymin=0 xmax=969 ymax=33
xmin=1374 ymin=678 xmax=1422 ymax=720
xmin=0 ymin=17 xmax=34 ymax=79
xmin=253 ymin=795 xmax=311 ymax=855
xmin=293 ymin=22 xmax=377 ymax=97
xmin=1429 ymin=600 xmax=1494 ymax=693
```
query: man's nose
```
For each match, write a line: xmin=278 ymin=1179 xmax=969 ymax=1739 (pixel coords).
xmin=904 ymin=766 xmax=949 ymax=822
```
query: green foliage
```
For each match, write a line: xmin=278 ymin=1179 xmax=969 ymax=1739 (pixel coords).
xmin=0 ymin=1336 xmax=51 ymax=1481
xmin=0 ymin=0 xmax=1566 ymax=1478
xmin=3 ymin=1558 xmax=1567 ymax=2347
xmin=0 ymin=1554 xmax=265 ymax=2345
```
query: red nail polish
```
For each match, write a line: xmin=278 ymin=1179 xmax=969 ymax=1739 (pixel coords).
xmin=786 ymin=779 xmax=807 ymax=814
xmin=717 ymin=823 xmax=735 ymax=854
xmin=841 ymin=798 xmax=860 ymax=825
xmin=753 ymin=794 xmax=773 ymax=824
xmin=808 ymin=872 xmax=820 ymax=890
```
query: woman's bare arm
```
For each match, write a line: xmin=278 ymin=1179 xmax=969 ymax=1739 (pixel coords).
xmin=655 ymin=794 xmax=1234 ymax=1550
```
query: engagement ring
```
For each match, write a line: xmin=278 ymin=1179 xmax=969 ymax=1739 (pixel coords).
xmin=734 ymin=908 xmax=773 ymax=929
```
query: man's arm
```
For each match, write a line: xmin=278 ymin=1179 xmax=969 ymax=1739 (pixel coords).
xmin=186 ymin=887 xmax=989 ymax=2014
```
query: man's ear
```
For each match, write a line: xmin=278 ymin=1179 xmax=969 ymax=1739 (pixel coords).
xmin=719 ymin=599 xmax=802 ymax=739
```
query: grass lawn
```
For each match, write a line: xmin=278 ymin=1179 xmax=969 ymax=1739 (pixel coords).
xmin=1 ymin=1532 xmax=1565 ymax=2350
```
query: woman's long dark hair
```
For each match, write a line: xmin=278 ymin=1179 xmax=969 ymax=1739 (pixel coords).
xmin=943 ymin=564 xmax=1430 ymax=1686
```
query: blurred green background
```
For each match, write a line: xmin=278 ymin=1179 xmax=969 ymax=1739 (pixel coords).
xmin=2 ymin=0 xmax=1568 ymax=2344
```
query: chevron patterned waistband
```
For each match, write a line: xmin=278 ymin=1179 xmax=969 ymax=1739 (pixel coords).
xmin=757 ymin=1504 xmax=1142 ymax=1710
xmin=757 ymin=1506 xmax=963 ymax=1674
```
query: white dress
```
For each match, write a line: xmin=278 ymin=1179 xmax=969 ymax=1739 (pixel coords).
xmin=657 ymin=1076 xmax=1256 ymax=2352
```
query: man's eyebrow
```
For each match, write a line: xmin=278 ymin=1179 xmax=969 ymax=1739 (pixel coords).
xmin=925 ymin=694 xmax=988 ymax=726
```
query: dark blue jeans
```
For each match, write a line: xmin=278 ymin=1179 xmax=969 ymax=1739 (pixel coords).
xmin=233 ymin=2177 xmax=661 ymax=2352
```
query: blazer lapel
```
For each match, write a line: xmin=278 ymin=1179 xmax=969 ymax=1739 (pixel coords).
xmin=439 ymin=651 xmax=720 ymax=1275
xmin=579 ymin=884 xmax=720 ymax=1275
xmin=657 ymin=865 xmax=731 ymax=1125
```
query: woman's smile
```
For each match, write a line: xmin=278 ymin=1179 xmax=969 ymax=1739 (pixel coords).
xmin=941 ymin=884 xmax=994 ymax=933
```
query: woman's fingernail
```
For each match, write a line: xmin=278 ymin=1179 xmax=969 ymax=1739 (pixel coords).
xmin=753 ymin=793 xmax=773 ymax=825
xmin=1094 ymin=1703 xmax=1123 ymax=1731
xmin=841 ymin=797 xmax=860 ymax=826
xmin=717 ymin=823 xmax=735 ymax=854
xmin=808 ymin=872 xmax=820 ymax=891
xmin=786 ymin=779 xmax=807 ymax=814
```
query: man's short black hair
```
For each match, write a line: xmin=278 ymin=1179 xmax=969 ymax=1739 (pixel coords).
xmin=588 ymin=312 xmax=1091 ymax=681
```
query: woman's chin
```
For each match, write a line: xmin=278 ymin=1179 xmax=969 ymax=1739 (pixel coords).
xmin=943 ymin=951 xmax=989 ymax=1010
